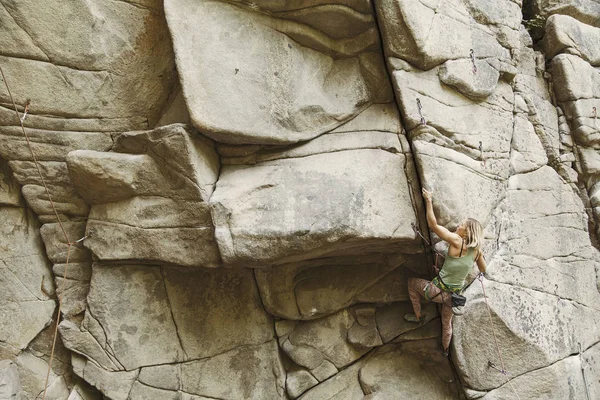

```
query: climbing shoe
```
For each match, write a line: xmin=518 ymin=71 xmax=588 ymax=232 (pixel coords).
xmin=404 ymin=313 xmax=426 ymax=323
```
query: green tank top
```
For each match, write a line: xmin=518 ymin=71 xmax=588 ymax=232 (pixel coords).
xmin=438 ymin=246 xmax=476 ymax=289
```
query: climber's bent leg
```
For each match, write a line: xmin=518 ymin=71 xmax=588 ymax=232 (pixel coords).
xmin=407 ymin=277 xmax=429 ymax=319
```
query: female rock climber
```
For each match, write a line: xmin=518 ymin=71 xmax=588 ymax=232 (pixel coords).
xmin=405 ymin=188 xmax=487 ymax=356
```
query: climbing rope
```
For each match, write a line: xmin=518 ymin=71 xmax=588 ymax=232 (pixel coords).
xmin=478 ymin=275 xmax=521 ymax=399
xmin=0 ymin=66 xmax=82 ymax=400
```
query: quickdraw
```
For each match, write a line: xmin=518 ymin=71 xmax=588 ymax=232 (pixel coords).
xmin=488 ymin=361 xmax=507 ymax=376
xmin=416 ymin=98 xmax=426 ymax=126
xmin=470 ymin=49 xmax=477 ymax=74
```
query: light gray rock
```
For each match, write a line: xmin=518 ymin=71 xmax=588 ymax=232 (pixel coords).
xmin=58 ymin=320 xmax=122 ymax=372
xmin=281 ymin=308 xmax=369 ymax=370
xmin=582 ymin=341 xmax=600 ymax=399
xmin=0 ymin=160 xmax=21 ymax=207
xmin=162 ymin=267 xmax=274 ymax=360
xmin=270 ymin=3 xmax=374 ymax=39
xmin=71 ymin=355 xmax=137 ymax=400
xmin=54 ymin=277 xmax=89 ymax=317
xmin=392 ymin=63 xmax=514 ymax=154
xmin=476 ymin=352 xmax=586 ymax=399
xmin=67 ymin=152 xmax=177 ymax=204
xmin=359 ymin=341 xmax=457 ymax=398
xmin=299 ymin=360 xmax=364 ymax=400
xmin=412 ymin=140 xmax=505 ymax=227
xmin=0 ymin=128 xmax=112 ymax=162
xmin=509 ymin=114 xmax=549 ymax=174
xmin=64 ymin=265 xmax=275 ymax=376
xmin=67 ymin=382 xmax=102 ymax=400
xmin=219 ymin=103 xmax=404 ymax=164
xmin=0 ymin=360 xmax=22 ymax=400
xmin=8 ymin=161 xmax=72 ymax=188
xmin=67 ymin=124 xmax=221 ymax=267
xmin=550 ymin=54 xmax=600 ymax=147
xmin=454 ymin=280 xmax=600 ymax=391
xmin=164 ymin=0 xmax=375 ymax=144
xmin=375 ymin=0 xmax=510 ymax=70
xmin=347 ymin=305 xmax=382 ymax=349
xmin=84 ymin=217 xmax=220 ymax=268
xmin=485 ymin=167 xmax=600 ymax=308
xmin=543 ymin=14 xmax=600 ymax=65
xmin=21 ymin=183 xmax=89 ymax=218
xmin=138 ymin=364 xmax=180 ymax=391
xmin=438 ymin=58 xmax=501 ymax=100
xmin=13 ymin=350 xmax=70 ymax=400
xmin=0 ymin=207 xmax=55 ymax=350
xmin=531 ymin=0 xmax=600 ymax=28
xmin=85 ymin=264 xmax=184 ymax=370
xmin=39 ymin=221 xmax=90 ymax=264
xmin=0 ymin=0 xmax=175 ymax=128
xmin=211 ymin=149 xmax=418 ymax=267
xmin=255 ymin=254 xmax=416 ymax=320
xmin=286 ymin=369 xmax=318 ymax=399
xmin=180 ymin=340 xmax=285 ymax=399
xmin=376 ymin=303 xmax=439 ymax=343
xmin=128 ymin=381 xmax=178 ymax=400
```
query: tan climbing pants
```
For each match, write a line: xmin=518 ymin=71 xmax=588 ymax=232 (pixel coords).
xmin=407 ymin=277 xmax=454 ymax=352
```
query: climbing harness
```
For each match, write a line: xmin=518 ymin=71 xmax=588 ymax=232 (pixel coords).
xmin=470 ymin=49 xmax=477 ymax=74
xmin=0 ymin=66 xmax=87 ymax=400
xmin=479 ymin=141 xmax=486 ymax=168
xmin=416 ymin=98 xmax=426 ymax=126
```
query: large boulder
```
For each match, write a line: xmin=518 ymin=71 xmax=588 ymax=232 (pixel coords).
xmin=164 ymin=0 xmax=387 ymax=144
xmin=0 ymin=0 xmax=175 ymax=130
xmin=67 ymin=124 xmax=222 ymax=267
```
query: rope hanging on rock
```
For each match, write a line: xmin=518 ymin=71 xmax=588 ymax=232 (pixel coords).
xmin=0 ymin=66 xmax=89 ymax=400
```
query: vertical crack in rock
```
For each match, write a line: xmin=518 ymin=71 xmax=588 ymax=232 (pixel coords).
xmin=369 ymin=0 xmax=435 ymax=267
xmin=160 ymin=266 xmax=188 ymax=361
xmin=84 ymin=306 xmax=126 ymax=371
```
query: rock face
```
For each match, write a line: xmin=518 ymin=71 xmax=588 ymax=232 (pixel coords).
xmin=1 ymin=1 xmax=600 ymax=400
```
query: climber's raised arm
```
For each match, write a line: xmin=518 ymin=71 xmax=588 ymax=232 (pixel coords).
xmin=422 ymin=188 xmax=461 ymax=247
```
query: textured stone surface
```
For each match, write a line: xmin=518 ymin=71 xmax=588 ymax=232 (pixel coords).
xmin=0 ymin=207 xmax=55 ymax=350
xmin=255 ymin=254 xmax=420 ymax=320
xmin=68 ymin=124 xmax=222 ymax=267
xmin=0 ymin=0 xmax=175 ymax=129
xmin=543 ymin=14 xmax=600 ymax=65
xmin=165 ymin=0 xmax=382 ymax=144
xmin=0 ymin=360 xmax=22 ymax=400
xmin=2 ymin=1 xmax=600 ymax=399
xmin=211 ymin=148 xmax=418 ymax=267
xmin=531 ymin=0 xmax=600 ymax=28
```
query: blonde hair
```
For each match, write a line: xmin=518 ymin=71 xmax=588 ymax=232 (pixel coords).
xmin=464 ymin=218 xmax=483 ymax=249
